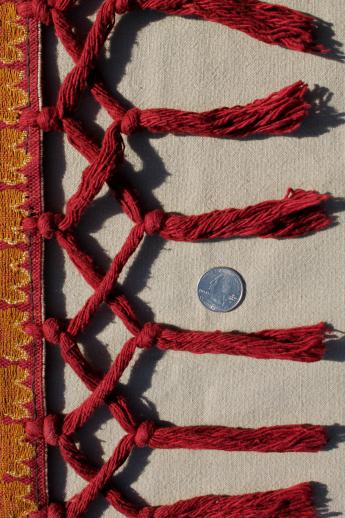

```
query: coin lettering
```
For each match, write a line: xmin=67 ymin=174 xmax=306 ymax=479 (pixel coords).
xmin=197 ymin=267 xmax=245 ymax=312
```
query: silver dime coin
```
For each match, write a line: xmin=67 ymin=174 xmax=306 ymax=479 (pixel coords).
xmin=197 ymin=267 xmax=245 ymax=312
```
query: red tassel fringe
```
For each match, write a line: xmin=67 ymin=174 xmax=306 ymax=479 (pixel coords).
xmin=130 ymin=81 xmax=311 ymax=138
xmin=159 ymin=189 xmax=331 ymax=241
xmin=157 ymin=322 xmax=328 ymax=362
xmin=139 ymin=0 xmax=329 ymax=54
xmin=150 ymin=424 xmax=327 ymax=452
xmin=150 ymin=482 xmax=318 ymax=517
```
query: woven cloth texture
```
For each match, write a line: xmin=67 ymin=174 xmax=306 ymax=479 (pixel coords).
xmin=42 ymin=0 xmax=345 ymax=515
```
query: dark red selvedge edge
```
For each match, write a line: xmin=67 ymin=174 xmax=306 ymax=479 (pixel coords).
xmin=27 ymin=14 xmax=48 ymax=510
xmin=21 ymin=6 xmax=48 ymax=510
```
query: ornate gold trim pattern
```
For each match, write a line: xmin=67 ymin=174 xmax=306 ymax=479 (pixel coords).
xmin=0 ymin=2 xmax=38 ymax=516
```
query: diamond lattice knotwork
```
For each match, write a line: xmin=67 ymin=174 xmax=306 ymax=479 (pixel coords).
xmin=18 ymin=0 xmax=334 ymax=516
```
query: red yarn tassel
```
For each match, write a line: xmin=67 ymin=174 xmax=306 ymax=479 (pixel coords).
xmin=159 ymin=189 xmax=331 ymax=241
xmin=156 ymin=322 xmax=328 ymax=362
xmin=150 ymin=482 xmax=318 ymax=517
xmin=128 ymin=81 xmax=310 ymax=137
xmin=139 ymin=0 xmax=328 ymax=54
xmin=150 ymin=424 xmax=327 ymax=452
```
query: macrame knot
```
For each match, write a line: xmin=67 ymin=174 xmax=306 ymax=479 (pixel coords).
xmin=43 ymin=415 xmax=61 ymax=446
xmin=37 ymin=212 xmax=62 ymax=238
xmin=25 ymin=415 xmax=61 ymax=446
xmin=37 ymin=106 xmax=61 ymax=131
xmin=20 ymin=107 xmax=61 ymax=131
xmin=42 ymin=317 xmax=65 ymax=345
xmin=134 ymin=420 xmax=156 ymax=448
xmin=17 ymin=0 xmax=55 ymax=25
xmin=135 ymin=322 xmax=162 ymax=349
xmin=120 ymin=107 xmax=141 ymax=135
xmin=23 ymin=212 xmax=63 ymax=239
xmin=143 ymin=209 xmax=166 ymax=236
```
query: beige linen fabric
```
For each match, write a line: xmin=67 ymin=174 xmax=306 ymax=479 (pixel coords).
xmin=44 ymin=1 xmax=345 ymax=515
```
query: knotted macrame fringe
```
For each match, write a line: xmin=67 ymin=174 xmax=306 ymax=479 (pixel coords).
xmin=20 ymin=80 xmax=311 ymax=139
xmin=18 ymin=0 xmax=334 ymax=515
xmin=22 ymin=189 xmax=331 ymax=244
xmin=27 ymin=416 xmax=326 ymax=453
xmin=26 ymin=411 xmax=325 ymax=517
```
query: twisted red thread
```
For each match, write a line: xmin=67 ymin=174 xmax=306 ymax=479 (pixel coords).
xmin=127 ymin=81 xmax=311 ymax=138
xmin=56 ymin=432 xmax=147 ymax=517
xmin=62 ymin=336 xmax=138 ymax=434
xmin=34 ymin=318 xmax=138 ymax=432
xmin=54 ymin=231 xmax=141 ymax=335
xmin=148 ymin=424 xmax=327 ymax=452
xmin=60 ymin=122 xmax=125 ymax=229
xmin=156 ymin=322 xmax=328 ymax=362
xmin=24 ymin=253 xmax=328 ymax=515
xmin=40 ymin=8 xmax=126 ymax=120
xmin=66 ymin=223 xmax=145 ymax=337
xmin=66 ymin=434 xmax=134 ymax=517
xmin=136 ymin=0 xmax=329 ymax=54
xmin=157 ymin=189 xmax=331 ymax=240
xmin=20 ymin=0 xmax=334 ymax=515
xmin=27 ymin=428 xmax=139 ymax=516
xmin=149 ymin=482 xmax=319 ymax=517
xmin=46 ymin=0 xmax=118 ymax=121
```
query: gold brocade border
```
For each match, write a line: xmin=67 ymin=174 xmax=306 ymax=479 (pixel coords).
xmin=0 ymin=2 xmax=43 ymax=516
